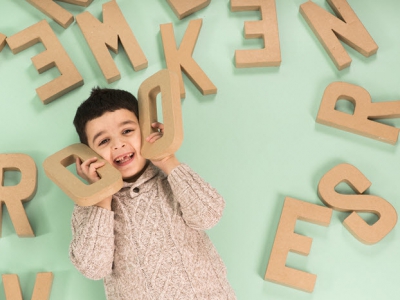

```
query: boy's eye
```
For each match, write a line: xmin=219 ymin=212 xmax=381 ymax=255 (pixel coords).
xmin=123 ymin=129 xmax=133 ymax=134
xmin=98 ymin=138 xmax=109 ymax=146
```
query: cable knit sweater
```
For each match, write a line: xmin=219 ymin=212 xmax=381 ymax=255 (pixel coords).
xmin=69 ymin=162 xmax=236 ymax=300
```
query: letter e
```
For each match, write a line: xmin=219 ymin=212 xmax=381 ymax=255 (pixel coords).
xmin=6 ymin=20 xmax=84 ymax=104
xmin=231 ymin=0 xmax=281 ymax=67
xmin=265 ymin=197 xmax=332 ymax=292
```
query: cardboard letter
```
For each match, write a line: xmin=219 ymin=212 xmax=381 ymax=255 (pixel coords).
xmin=0 ymin=154 xmax=36 ymax=238
xmin=3 ymin=272 xmax=53 ymax=300
xmin=166 ymin=0 xmax=211 ymax=19
xmin=26 ymin=0 xmax=93 ymax=29
xmin=318 ymin=163 xmax=397 ymax=244
xmin=31 ymin=272 xmax=53 ymax=300
xmin=160 ymin=19 xmax=217 ymax=99
xmin=0 ymin=33 xmax=6 ymax=52
xmin=76 ymin=0 xmax=148 ymax=84
xmin=316 ymin=81 xmax=400 ymax=144
xmin=231 ymin=0 xmax=281 ymax=67
xmin=265 ymin=197 xmax=332 ymax=293
xmin=138 ymin=70 xmax=183 ymax=160
xmin=300 ymin=0 xmax=378 ymax=70
xmin=6 ymin=20 xmax=84 ymax=104
xmin=2 ymin=274 xmax=22 ymax=300
xmin=43 ymin=143 xmax=123 ymax=206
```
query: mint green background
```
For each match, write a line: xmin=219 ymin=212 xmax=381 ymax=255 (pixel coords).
xmin=1 ymin=0 xmax=400 ymax=299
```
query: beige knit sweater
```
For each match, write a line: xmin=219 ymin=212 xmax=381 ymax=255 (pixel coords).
xmin=69 ymin=163 xmax=236 ymax=299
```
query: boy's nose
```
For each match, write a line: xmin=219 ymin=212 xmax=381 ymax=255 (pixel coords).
xmin=113 ymin=141 xmax=126 ymax=150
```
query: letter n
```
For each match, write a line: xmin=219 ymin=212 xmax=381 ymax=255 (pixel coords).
xmin=300 ymin=0 xmax=378 ymax=70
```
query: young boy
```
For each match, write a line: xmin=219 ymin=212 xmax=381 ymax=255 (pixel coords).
xmin=69 ymin=87 xmax=236 ymax=299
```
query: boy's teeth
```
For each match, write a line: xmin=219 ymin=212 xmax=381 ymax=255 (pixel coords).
xmin=116 ymin=154 xmax=133 ymax=163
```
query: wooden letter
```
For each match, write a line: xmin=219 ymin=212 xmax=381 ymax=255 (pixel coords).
xmin=76 ymin=0 xmax=148 ymax=84
xmin=43 ymin=143 xmax=123 ymax=206
xmin=166 ymin=0 xmax=211 ymax=19
xmin=300 ymin=0 xmax=378 ymax=70
xmin=316 ymin=81 xmax=400 ymax=144
xmin=231 ymin=0 xmax=281 ymax=67
xmin=2 ymin=274 xmax=22 ymax=300
xmin=138 ymin=70 xmax=183 ymax=160
xmin=26 ymin=0 xmax=93 ymax=29
xmin=6 ymin=20 xmax=84 ymax=104
xmin=0 ymin=154 xmax=36 ymax=238
xmin=0 ymin=33 xmax=6 ymax=52
xmin=160 ymin=19 xmax=217 ymax=99
xmin=3 ymin=272 xmax=53 ymax=300
xmin=31 ymin=272 xmax=53 ymax=300
xmin=265 ymin=197 xmax=332 ymax=293
xmin=318 ymin=163 xmax=397 ymax=244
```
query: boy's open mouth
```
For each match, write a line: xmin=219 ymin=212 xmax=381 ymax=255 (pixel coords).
xmin=114 ymin=153 xmax=134 ymax=165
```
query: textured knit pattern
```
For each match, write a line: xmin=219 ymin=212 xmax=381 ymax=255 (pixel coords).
xmin=69 ymin=163 xmax=236 ymax=300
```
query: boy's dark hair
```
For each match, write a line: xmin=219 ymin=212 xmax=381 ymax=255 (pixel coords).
xmin=74 ymin=87 xmax=139 ymax=145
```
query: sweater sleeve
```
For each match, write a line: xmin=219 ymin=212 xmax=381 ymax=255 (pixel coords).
xmin=167 ymin=164 xmax=225 ymax=230
xmin=69 ymin=205 xmax=115 ymax=280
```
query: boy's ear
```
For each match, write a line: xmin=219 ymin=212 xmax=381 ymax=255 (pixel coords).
xmin=138 ymin=69 xmax=183 ymax=160
xmin=43 ymin=143 xmax=123 ymax=206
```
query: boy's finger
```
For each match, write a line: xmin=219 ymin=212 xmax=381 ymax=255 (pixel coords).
xmin=151 ymin=122 xmax=165 ymax=132
xmin=75 ymin=157 xmax=83 ymax=174
xmin=146 ymin=133 xmax=163 ymax=143
xmin=146 ymin=132 xmax=158 ymax=141
xmin=81 ymin=157 xmax=98 ymax=168
xmin=89 ymin=162 xmax=106 ymax=170
xmin=88 ymin=166 xmax=99 ymax=177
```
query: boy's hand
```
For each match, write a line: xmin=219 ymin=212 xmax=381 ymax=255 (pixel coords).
xmin=146 ymin=122 xmax=180 ymax=175
xmin=76 ymin=157 xmax=112 ymax=210
xmin=145 ymin=121 xmax=165 ymax=144
xmin=76 ymin=157 xmax=105 ymax=184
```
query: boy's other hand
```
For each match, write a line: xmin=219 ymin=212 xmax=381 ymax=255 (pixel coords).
xmin=145 ymin=122 xmax=180 ymax=175
xmin=145 ymin=121 xmax=164 ymax=144
xmin=76 ymin=156 xmax=105 ymax=184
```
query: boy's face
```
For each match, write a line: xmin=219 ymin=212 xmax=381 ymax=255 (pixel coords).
xmin=85 ymin=109 xmax=147 ymax=182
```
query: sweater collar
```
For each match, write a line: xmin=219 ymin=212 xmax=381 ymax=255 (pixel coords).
xmin=119 ymin=161 xmax=160 ymax=190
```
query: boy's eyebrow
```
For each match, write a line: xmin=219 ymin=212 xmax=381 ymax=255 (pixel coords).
xmin=120 ymin=120 xmax=137 ymax=126
xmin=91 ymin=119 xmax=138 ymax=145
xmin=92 ymin=130 xmax=105 ymax=145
